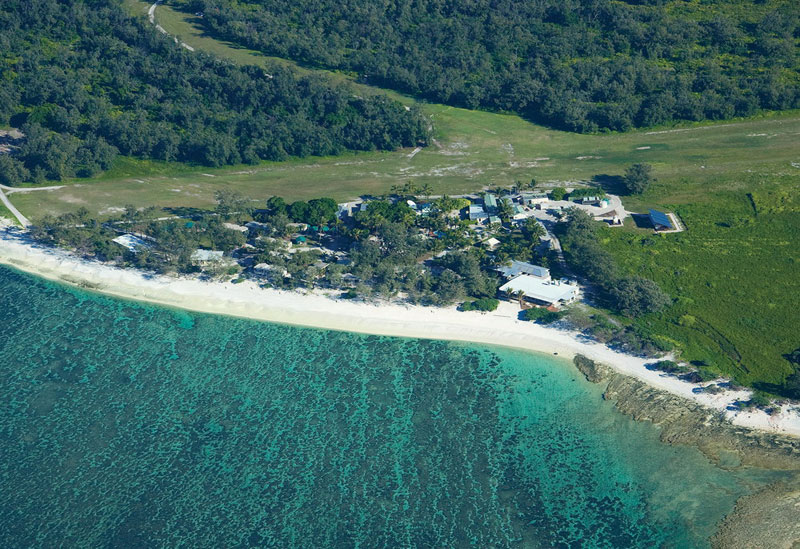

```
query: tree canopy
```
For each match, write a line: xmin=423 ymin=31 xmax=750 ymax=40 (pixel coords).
xmin=624 ymin=164 xmax=655 ymax=195
xmin=183 ymin=0 xmax=800 ymax=132
xmin=0 ymin=0 xmax=430 ymax=184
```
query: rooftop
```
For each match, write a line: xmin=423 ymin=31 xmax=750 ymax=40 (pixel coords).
xmin=499 ymin=275 xmax=577 ymax=304
xmin=191 ymin=249 xmax=224 ymax=262
xmin=496 ymin=260 xmax=550 ymax=280
xmin=649 ymin=209 xmax=673 ymax=229
xmin=112 ymin=234 xmax=151 ymax=253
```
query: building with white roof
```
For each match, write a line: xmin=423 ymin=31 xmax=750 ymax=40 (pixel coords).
xmin=190 ymin=249 xmax=225 ymax=263
xmin=484 ymin=237 xmax=501 ymax=251
xmin=496 ymin=261 xmax=550 ymax=281
xmin=499 ymin=275 xmax=577 ymax=307
xmin=468 ymin=205 xmax=488 ymax=222
xmin=112 ymin=234 xmax=151 ymax=253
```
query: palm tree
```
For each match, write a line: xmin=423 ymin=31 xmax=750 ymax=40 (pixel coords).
xmin=497 ymin=198 xmax=514 ymax=222
xmin=420 ymin=182 xmax=432 ymax=198
xmin=525 ymin=217 xmax=546 ymax=241
xmin=516 ymin=289 xmax=526 ymax=308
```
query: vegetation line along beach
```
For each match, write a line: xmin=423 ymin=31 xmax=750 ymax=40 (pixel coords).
xmin=2 ymin=223 xmax=799 ymax=438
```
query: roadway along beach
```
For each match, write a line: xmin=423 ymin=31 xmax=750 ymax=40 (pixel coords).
xmin=1 ymin=224 xmax=799 ymax=438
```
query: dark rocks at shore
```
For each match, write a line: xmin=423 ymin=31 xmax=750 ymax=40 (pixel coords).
xmin=572 ymin=354 xmax=800 ymax=469
xmin=573 ymin=354 xmax=800 ymax=547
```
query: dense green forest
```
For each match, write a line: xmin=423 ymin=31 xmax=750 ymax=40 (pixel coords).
xmin=184 ymin=0 xmax=800 ymax=131
xmin=0 ymin=0 xmax=429 ymax=184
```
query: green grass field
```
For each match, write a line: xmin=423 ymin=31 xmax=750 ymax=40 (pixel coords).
xmin=0 ymin=201 xmax=20 ymax=225
xmin=11 ymin=106 xmax=800 ymax=218
xmin=9 ymin=1 xmax=799 ymax=389
xmin=601 ymin=183 xmax=799 ymax=387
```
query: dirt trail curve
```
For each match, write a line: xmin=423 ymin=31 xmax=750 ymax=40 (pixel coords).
xmin=148 ymin=2 xmax=195 ymax=51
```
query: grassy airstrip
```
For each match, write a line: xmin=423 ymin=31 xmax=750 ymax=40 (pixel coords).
xmin=9 ymin=1 xmax=800 ymax=389
xmin=11 ymin=106 xmax=800 ymax=217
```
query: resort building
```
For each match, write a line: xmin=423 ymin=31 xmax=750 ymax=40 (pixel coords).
xmin=190 ymin=249 xmax=225 ymax=263
xmin=499 ymin=275 xmax=578 ymax=307
xmin=111 ymin=234 xmax=151 ymax=253
xmin=496 ymin=260 xmax=550 ymax=281
xmin=520 ymin=192 xmax=549 ymax=206
xmin=484 ymin=237 xmax=501 ymax=251
xmin=468 ymin=205 xmax=488 ymax=222
xmin=337 ymin=201 xmax=363 ymax=219
xmin=484 ymin=193 xmax=498 ymax=212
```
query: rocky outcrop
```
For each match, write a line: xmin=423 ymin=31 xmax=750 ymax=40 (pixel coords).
xmin=573 ymin=354 xmax=800 ymax=547
xmin=573 ymin=353 xmax=608 ymax=383
xmin=572 ymin=355 xmax=800 ymax=469
xmin=711 ymin=479 xmax=800 ymax=549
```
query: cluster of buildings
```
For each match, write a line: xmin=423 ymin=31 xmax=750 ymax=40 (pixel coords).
xmin=467 ymin=192 xmax=542 ymax=225
xmin=108 ymin=188 xmax=676 ymax=311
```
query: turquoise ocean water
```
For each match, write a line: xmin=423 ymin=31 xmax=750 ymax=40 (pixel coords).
xmin=0 ymin=265 xmax=786 ymax=547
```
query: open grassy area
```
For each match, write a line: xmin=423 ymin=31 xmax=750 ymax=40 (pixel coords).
xmin=600 ymin=178 xmax=800 ymax=388
xmin=9 ymin=1 xmax=799 ymax=389
xmin=11 ymin=107 xmax=800 ymax=218
xmin=0 ymin=201 xmax=20 ymax=226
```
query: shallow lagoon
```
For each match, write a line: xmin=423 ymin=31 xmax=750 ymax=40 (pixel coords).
xmin=0 ymin=266 xmax=785 ymax=547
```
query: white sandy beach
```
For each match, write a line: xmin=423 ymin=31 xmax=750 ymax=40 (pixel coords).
xmin=1 ymin=224 xmax=799 ymax=437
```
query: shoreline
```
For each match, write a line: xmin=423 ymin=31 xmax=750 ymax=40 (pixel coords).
xmin=1 ymin=225 xmax=799 ymax=438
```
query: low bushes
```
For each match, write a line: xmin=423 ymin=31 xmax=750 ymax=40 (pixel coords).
xmin=460 ymin=298 xmax=499 ymax=312
xmin=523 ymin=308 xmax=563 ymax=324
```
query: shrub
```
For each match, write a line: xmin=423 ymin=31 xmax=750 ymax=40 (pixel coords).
xmin=341 ymin=289 xmax=358 ymax=299
xmin=648 ymin=360 xmax=688 ymax=374
xmin=523 ymin=308 xmax=563 ymax=324
xmin=550 ymin=187 xmax=567 ymax=201
xmin=623 ymin=163 xmax=654 ymax=194
xmin=748 ymin=390 xmax=773 ymax=410
xmin=611 ymin=277 xmax=671 ymax=318
xmin=461 ymin=298 xmax=499 ymax=312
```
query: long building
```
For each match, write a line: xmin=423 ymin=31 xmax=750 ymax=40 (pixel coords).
xmin=499 ymin=275 xmax=577 ymax=307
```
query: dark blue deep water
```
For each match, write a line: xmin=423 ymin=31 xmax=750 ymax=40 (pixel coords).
xmin=0 ymin=265 xmax=784 ymax=547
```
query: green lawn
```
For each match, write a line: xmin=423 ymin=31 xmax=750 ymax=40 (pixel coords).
xmin=9 ymin=1 xmax=799 ymax=390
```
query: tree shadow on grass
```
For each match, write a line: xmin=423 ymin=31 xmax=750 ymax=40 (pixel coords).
xmin=751 ymin=381 xmax=797 ymax=400
xmin=591 ymin=174 xmax=626 ymax=195
xmin=630 ymin=213 xmax=655 ymax=229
